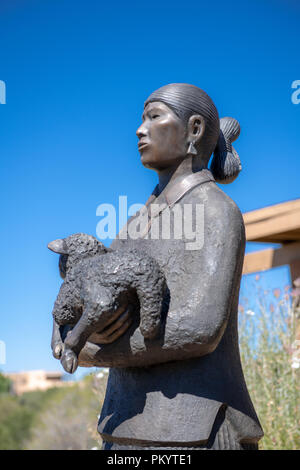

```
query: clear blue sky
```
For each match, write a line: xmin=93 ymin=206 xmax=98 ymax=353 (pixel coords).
xmin=0 ymin=0 xmax=299 ymax=376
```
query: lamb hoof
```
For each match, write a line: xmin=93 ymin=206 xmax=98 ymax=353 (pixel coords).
xmin=61 ymin=349 xmax=78 ymax=374
xmin=52 ymin=342 xmax=63 ymax=359
xmin=141 ymin=323 xmax=160 ymax=340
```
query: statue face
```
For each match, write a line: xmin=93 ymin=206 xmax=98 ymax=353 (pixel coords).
xmin=136 ymin=101 xmax=187 ymax=170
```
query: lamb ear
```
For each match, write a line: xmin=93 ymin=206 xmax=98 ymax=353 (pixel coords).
xmin=48 ymin=239 xmax=68 ymax=254
xmin=96 ymin=240 xmax=113 ymax=253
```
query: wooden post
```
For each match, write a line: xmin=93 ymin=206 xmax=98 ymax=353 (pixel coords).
xmin=290 ymin=259 xmax=300 ymax=284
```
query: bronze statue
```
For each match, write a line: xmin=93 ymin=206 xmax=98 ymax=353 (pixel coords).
xmin=49 ymin=83 xmax=263 ymax=450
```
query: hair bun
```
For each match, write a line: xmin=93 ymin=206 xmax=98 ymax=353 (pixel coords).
xmin=210 ymin=117 xmax=242 ymax=184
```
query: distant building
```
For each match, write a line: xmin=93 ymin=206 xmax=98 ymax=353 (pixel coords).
xmin=5 ymin=370 xmax=72 ymax=395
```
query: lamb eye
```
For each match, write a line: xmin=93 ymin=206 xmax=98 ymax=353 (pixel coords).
xmin=151 ymin=114 xmax=160 ymax=119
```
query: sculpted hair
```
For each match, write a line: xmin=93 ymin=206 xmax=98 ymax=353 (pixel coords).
xmin=145 ymin=83 xmax=241 ymax=184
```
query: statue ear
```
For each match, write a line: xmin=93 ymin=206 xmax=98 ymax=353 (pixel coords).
xmin=48 ymin=238 xmax=68 ymax=255
xmin=187 ymin=114 xmax=205 ymax=146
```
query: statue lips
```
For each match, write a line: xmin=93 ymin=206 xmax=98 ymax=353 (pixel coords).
xmin=138 ymin=140 xmax=150 ymax=152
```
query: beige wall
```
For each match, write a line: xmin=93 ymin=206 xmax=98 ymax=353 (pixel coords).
xmin=5 ymin=370 xmax=72 ymax=395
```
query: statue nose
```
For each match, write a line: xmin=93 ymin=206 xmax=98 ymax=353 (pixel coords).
xmin=136 ymin=124 xmax=147 ymax=139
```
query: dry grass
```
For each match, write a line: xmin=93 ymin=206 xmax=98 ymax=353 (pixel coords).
xmin=239 ymin=278 xmax=300 ymax=450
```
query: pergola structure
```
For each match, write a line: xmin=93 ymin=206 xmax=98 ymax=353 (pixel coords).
xmin=242 ymin=199 xmax=300 ymax=282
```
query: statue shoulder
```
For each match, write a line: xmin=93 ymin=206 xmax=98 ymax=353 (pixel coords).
xmin=184 ymin=180 xmax=242 ymax=213
xmin=183 ymin=181 xmax=245 ymax=239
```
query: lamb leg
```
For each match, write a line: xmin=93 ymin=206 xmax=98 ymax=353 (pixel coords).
xmin=61 ymin=316 xmax=96 ymax=374
xmin=51 ymin=319 xmax=64 ymax=359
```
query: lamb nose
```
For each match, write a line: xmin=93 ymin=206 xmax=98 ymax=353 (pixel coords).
xmin=48 ymin=239 xmax=68 ymax=254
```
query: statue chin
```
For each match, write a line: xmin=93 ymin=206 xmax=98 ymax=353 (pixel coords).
xmin=140 ymin=152 xmax=156 ymax=169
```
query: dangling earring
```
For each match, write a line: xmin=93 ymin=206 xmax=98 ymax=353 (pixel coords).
xmin=187 ymin=142 xmax=197 ymax=156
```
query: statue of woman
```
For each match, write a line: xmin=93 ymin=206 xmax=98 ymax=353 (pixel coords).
xmin=58 ymin=84 xmax=264 ymax=450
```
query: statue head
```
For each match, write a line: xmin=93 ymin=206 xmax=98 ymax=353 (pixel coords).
xmin=136 ymin=83 xmax=241 ymax=184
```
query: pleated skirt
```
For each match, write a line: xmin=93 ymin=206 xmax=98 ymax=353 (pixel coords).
xmin=101 ymin=406 xmax=259 ymax=450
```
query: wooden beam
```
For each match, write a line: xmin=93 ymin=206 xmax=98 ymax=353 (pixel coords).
xmin=243 ymin=241 xmax=300 ymax=276
xmin=243 ymin=198 xmax=300 ymax=243
xmin=244 ymin=211 xmax=300 ymax=243
xmin=243 ymin=199 xmax=300 ymax=225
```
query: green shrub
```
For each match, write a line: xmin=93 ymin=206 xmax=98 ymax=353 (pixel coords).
xmin=0 ymin=394 xmax=34 ymax=450
xmin=25 ymin=373 xmax=107 ymax=450
xmin=239 ymin=281 xmax=300 ymax=450
xmin=0 ymin=372 xmax=11 ymax=394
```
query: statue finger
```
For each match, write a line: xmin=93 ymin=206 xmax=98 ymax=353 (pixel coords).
xmin=98 ymin=303 xmax=129 ymax=330
xmin=98 ymin=315 xmax=133 ymax=344
xmin=97 ymin=308 xmax=132 ymax=340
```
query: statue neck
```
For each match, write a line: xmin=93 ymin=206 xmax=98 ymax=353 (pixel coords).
xmin=156 ymin=156 xmax=208 ymax=195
